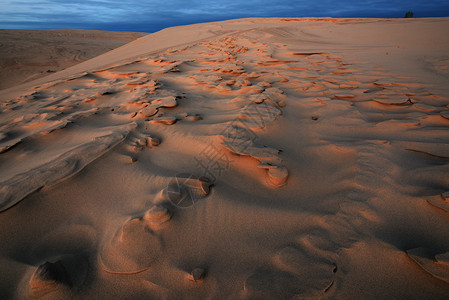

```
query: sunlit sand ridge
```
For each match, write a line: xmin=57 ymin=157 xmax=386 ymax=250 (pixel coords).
xmin=0 ymin=17 xmax=449 ymax=298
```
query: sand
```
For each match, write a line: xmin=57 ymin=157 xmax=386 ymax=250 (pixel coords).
xmin=0 ymin=17 xmax=449 ymax=299
xmin=0 ymin=29 xmax=147 ymax=90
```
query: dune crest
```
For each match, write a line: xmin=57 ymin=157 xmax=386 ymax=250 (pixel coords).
xmin=1 ymin=17 xmax=449 ymax=299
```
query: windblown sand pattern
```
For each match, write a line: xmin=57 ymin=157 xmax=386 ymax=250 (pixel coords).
xmin=0 ymin=17 xmax=449 ymax=298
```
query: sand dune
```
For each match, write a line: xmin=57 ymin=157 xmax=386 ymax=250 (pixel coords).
xmin=1 ymin=17 xmax=449 ymax=299
xmin=0 ymin=29 xmax=147 ymax=90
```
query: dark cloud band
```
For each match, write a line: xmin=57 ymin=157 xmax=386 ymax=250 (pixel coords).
xmin=1 ymin=0 xmax=448 ymax=32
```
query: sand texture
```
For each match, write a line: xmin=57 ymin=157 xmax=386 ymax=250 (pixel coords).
xmin=0 ymin=17 xmax=449 ymax=299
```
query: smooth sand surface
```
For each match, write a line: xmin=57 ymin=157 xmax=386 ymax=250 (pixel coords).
xmin=0 ymin=17 xmax=449 ymax=299
xmin=0 ymin=29 xmax=147 ymax=90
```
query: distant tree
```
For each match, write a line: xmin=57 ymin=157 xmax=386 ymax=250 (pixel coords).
xmin=404 ymin=11 xmax=414 ymax=18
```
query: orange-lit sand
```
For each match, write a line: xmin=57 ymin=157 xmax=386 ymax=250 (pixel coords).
xmin=0 ymin=17 xmax=449 ymax=299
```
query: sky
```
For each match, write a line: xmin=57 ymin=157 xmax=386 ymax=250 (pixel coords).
xmin=1 ymin=0 xmax=448 ymax=32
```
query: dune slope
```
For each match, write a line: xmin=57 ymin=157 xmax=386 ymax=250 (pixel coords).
xmin=0 ymin=17 xmax=449 ymax=299
xmin=0 ymin=29 xmax=147 ymax=90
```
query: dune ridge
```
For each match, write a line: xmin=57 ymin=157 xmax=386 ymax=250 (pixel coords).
xmin=0 ymin=17 xmax=449 ymax=299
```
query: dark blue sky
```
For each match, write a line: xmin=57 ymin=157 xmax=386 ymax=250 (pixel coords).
xmin=1 ymin=0 xmax=448 ymax=32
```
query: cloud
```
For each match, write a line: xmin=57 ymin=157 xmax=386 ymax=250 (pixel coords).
xmin=0 ymin=0 xmax=448 ymax=32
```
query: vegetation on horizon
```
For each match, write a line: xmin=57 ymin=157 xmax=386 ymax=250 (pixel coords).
xmin=404 ymin=11 xmax=414 ymax=18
